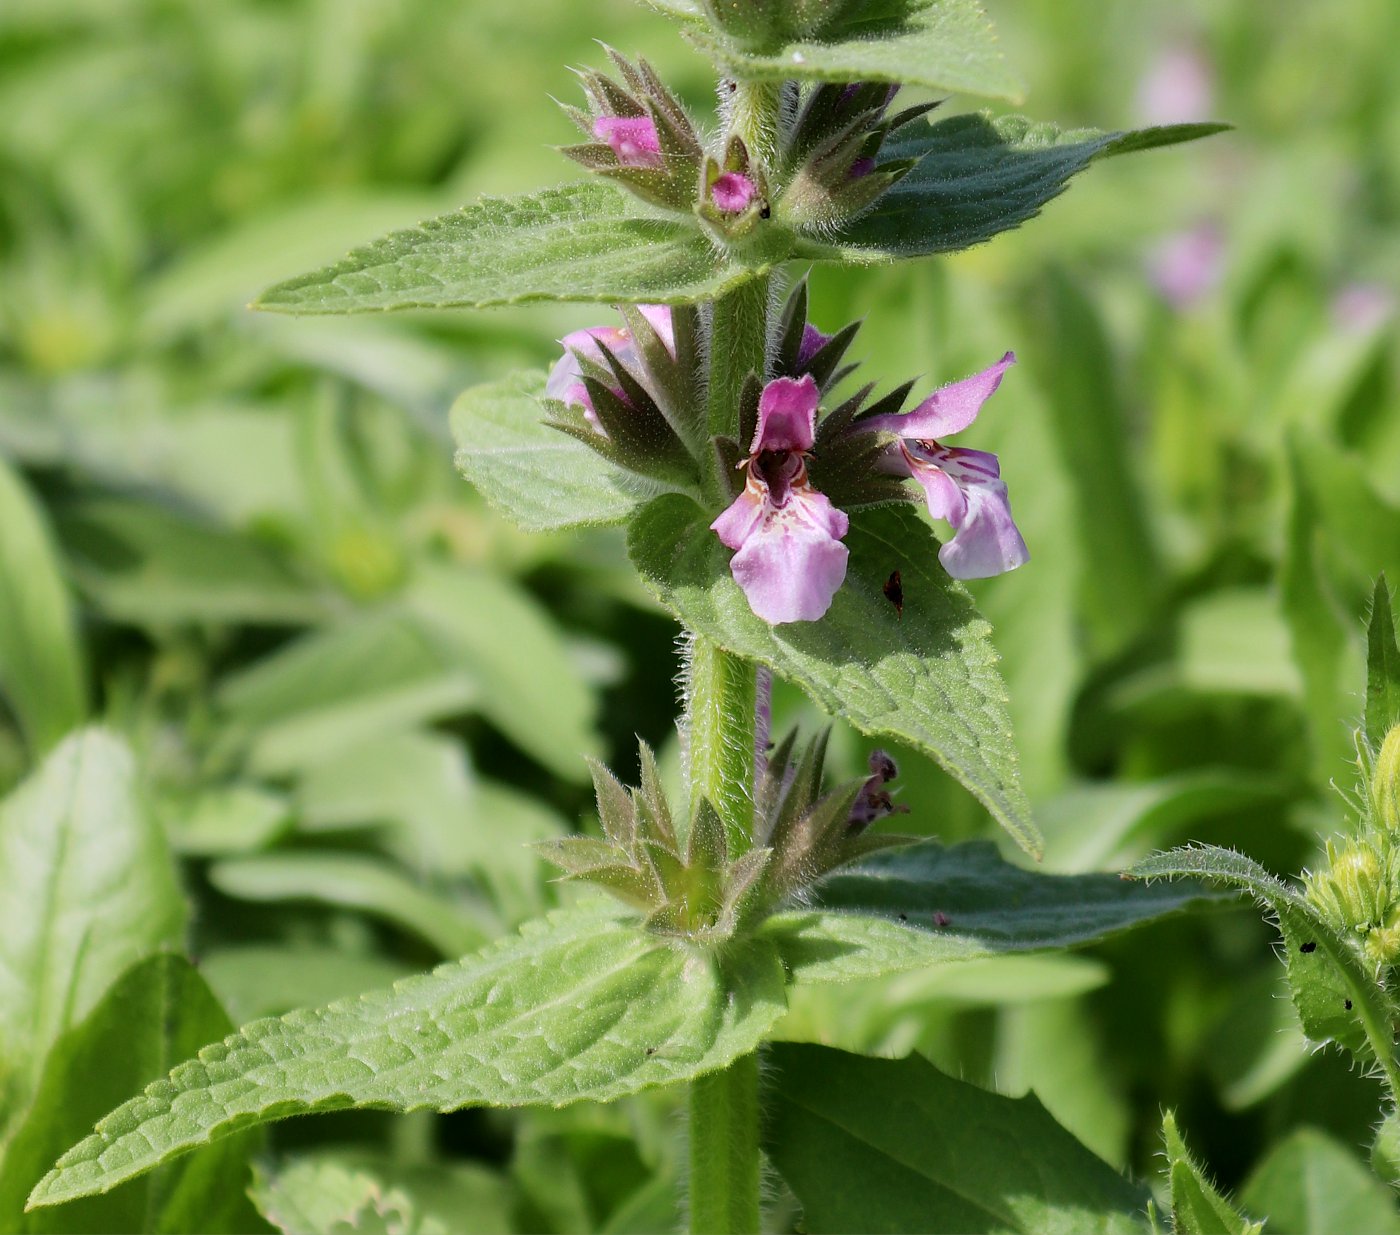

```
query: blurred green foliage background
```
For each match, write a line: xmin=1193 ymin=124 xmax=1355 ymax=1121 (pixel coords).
xmin=1 ymin=0 xmax=1397 ymax=1229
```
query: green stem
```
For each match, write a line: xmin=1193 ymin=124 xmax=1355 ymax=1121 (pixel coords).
xmin=726 ymin=78 xmax=783 ymax=167
xmin=706 ymin=275 xmax=771 ymax=454
xmin=689 ymin=1052 xmax=762 ymax=1235
xmin=685 ymin=635 xmax=757 ymax=859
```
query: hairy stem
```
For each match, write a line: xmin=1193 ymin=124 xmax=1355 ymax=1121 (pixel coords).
xmin=706 ymin=275 xmax=771 ymax=454
xmin=685 ymin=635 xmax=758 ymax=858
xmin=689 ymin=1051 xmax=762 ymax=1235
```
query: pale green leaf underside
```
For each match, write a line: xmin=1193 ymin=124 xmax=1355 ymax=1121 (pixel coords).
xmin=627 ymin=496 xmax=1039 ymax=855
xmin=689 ymin=1 xmax=1024 ymax=102
xmin=765 ymin=1043 xmax=1149 ymax=1234
xmin=766 ymin=840 xmax=1218 ymax=983
xmin=1240 ymin=1128 xmax=1400 ymax=1235
xmin=1132 ymin=846 xmax=1388 ymax=1061
xmin=0 ymin=729 xmax=185 ymax=1112
xmin=451 ymin=372 xmax=670 ymax=531
xmin=29 ymin=904 xmax=786 ymax=1208
xmin=808 ymin=114 xmax=1229 ymax=261
xmin=254 ymin=183 xmax=754 ymax=315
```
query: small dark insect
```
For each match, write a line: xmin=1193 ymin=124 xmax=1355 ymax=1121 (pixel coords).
xmin=759 ymin=203 xmax=771 ymax=220
xmin=933 ymin=911 xmax=951 ymax=927
xmin=645 ymin=1047 xmax=657 ymax=1056
xmin=897 ymin=912 xmax=908 ymax=923
xmin=883 ymin=570 xmax=904 ymax=619
xmin=1300 ymin=941 xmax=1317 ymax=953
xmin=1345 ymin=999 xmax=1354 ymax=1011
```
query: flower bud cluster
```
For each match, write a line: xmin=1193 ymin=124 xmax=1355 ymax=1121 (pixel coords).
xmin=561 ymin=47 xmax=933 ymax=243
xmin=534 ymin=731 xmax=911 ymax=944
xmin=1304 ymin=724 xmax=1400 ymax=976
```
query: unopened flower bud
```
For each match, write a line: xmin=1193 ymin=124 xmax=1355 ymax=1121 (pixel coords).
xmin=1372 ymin=725 xmax=1400 ymax=835
xmin=1305 ymin=837 xmax=1395 ymax=939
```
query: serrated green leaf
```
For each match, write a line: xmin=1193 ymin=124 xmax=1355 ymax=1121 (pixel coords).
xmin=689 ymin=1 xmax=1025 ymax=101
xmin=765 ymin=1043 xmax=1149 ymax=1234
xmin=1162 ymin=1112 xmax=1263 ymax=1235
xmin=28 ymin=905 xmax=787 ymax=1209
xmin=254 ymin=182 xmax=756 ymax=315
xmin=627 ymin=496 xmax=1039 ymax=855
xmin=249 ymin=1151 xmax=513 ymax=1235
xmin=207 ymin=852 xmax=489 ymax=958
xmin=763 ymin=840 xmax=1216 ymax=984
xmin=1239 ymin=1128 xmax=1400 ymax=1235
xmin=1131 ymin=846 xmax=1392 ymax=1064
xmin=0 ymin=455 xmax=86 ymax=755
xmin=1366 ymin=575 xmax=1400 ymax=751
xmin=0 ymin=955 xmax=265 ymax=1235
xmin=0 ymin=730 xmax=185 ymax=1120
xmin=451 ymin=372 xmax=671 ymax=532
xmin=804 ymin=114 xmax=1227 ymax=262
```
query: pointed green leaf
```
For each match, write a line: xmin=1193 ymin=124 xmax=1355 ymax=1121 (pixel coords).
xmin=1240 ymin=1128 xmax=1400 ymax=1235
xmin=765 ymin=1043 xmax=1150 ymax=1234
xmin=764 ymin=840 xmax=1217 ymax=984
xmin=28 ymin=905 xmax=787 ymax=1209
xmin=207 ymin=852 xmax=489 ymax=958
xmin=255 ymin=183 xmax=758 ymax=315
xmin=0 ymin=455 xmax=86 ymax=754
xmin=249 ymin=1151 xmax=513 ymax=1235
xmin=627 ymin=496 xmax=1039 ymax=854
xmin=0 ymin=955 xmax=264 ymax=1235
xmin=451 ymin=372 xmax=671 ymax=532
xmin=0 ymin=730 xmax=185 ymax=1119
xmin=1366 ymin=575 xmax=1400 ymax=751
xmin=1162 ymin=1112 xmax=1263 ymax=1235
xmin=805 ymin=114 xmax=1228 ymax=261
xmin=689 ymin=2 xmax=1025 ymax=101
xmin=1131 ymin=846 xmax=1392 ymax=1064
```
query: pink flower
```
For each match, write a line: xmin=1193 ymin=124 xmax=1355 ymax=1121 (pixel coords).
xmin=857 ymin=352 xmax=1028 ymax=579
xmin=710 ymin=171 xmax=757 ymax=213
xmin=593 ymin=116 xmax=663 ymax=169
xmin=545 ymin=305 xmax=674 ymax=430
xmin=711 ymin=375 xmax=849 ymax=624
xmin=1136 ymin=46 xmax=1215 ymax=126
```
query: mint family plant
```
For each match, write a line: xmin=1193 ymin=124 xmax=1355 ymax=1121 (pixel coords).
xmin=20 ymin=2 xmax=1228 ymax=1231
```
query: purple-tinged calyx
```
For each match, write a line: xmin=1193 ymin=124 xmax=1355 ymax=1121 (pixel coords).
xmin=545 ymin=305 xmax=675 ymax=432
xmin=855 ymin=352 xmax=1028 ymax=580
xmin=711 ymin=374 xmax=850 ymax=624
xmin=593 ymin=115 xmax=663 ymax=169
xmin=847 ymin=749 xmax=908 ymax=834
xmin=560 ymin=51 xmax=704 ymax=211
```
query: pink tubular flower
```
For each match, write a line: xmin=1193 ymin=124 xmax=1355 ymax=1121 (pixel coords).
xmin=593 ymin=115 xmax=663 ymax=169
xmin=797 ymin=323 xmax=833 ymax=368
xmin=544 ymin=305 xmax=674 ymax=430
xmin=711 ymin=374 xmax=849 ymax=624
xmin=710 ymin=171 xmax=757 ymax=213
xmin=857 ymin=352 xmax=1028 ymax=579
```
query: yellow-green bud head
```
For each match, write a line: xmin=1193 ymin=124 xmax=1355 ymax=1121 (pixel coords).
xmin=1372 ymin=724 xmax=1400 ymax=835
xmin=1305 ymin=837 xmax=1393 ymax=936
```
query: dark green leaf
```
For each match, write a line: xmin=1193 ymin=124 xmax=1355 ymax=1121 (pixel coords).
xmin=765 ymin=840 xmax=1217 ymax=984
xmin=0 ymin=955 xmax=264 ymax=1235
xmin=765 ymin=1043 xmax=1150 ymax=1234
xmin=627 ymin=496 xmax=1040 ymax=855
xmin=806 ymin=114 xmax=1227 ymax=261
xmin=1366 ymin=575 xmax=1400 ymax=751
xmin=255 ymin=183 xmax=757 ymax=314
